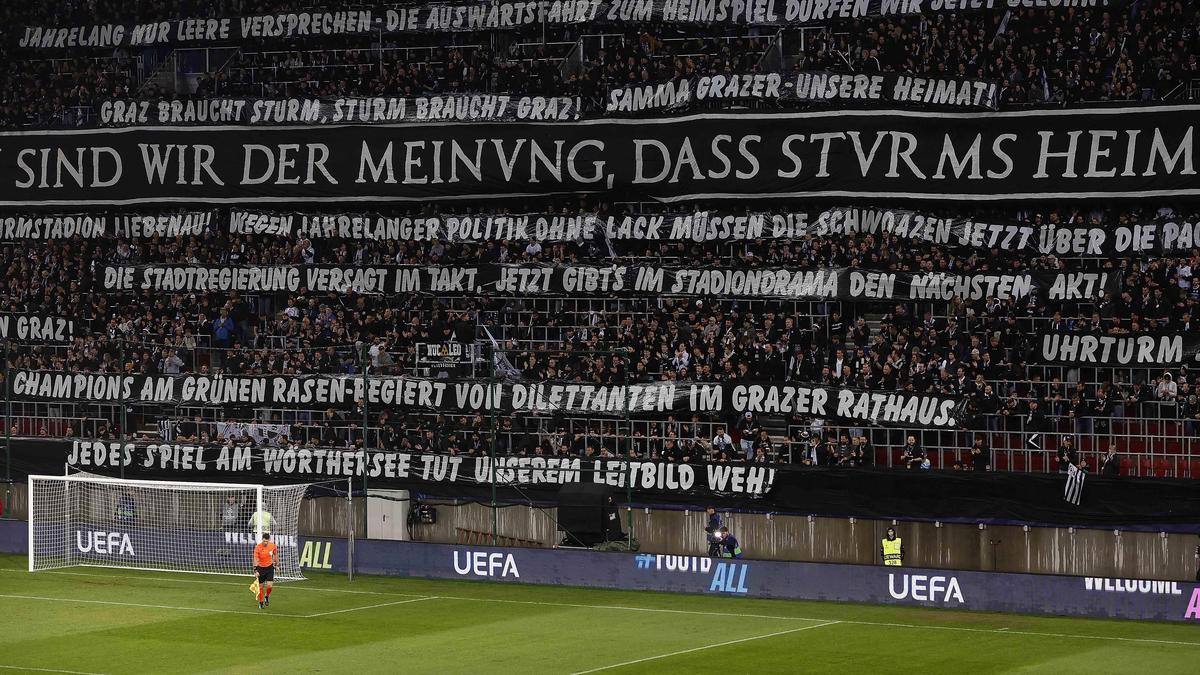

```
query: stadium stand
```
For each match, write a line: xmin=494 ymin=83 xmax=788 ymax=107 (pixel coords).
xmin=2 ymin=1 xmax=1198 ymax=126
xmin=0 ymin=0 xmax=1197 ymax=481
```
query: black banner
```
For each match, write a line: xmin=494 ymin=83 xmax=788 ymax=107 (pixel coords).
xmin=17 ymin=5 xmax=595 ymax=47
xmin=1032 ymin=332 xmax=1200 ymax=367
xmin=8 ymin=205 xmax=1190 ymax=255
xmin=221 ymin=206 xmax=1200 ymax=257
xmin=607 ymin=72 xmax=999 ymax=114
xmin=0 ymin=314 xmax=82 ymax=343
xmin=17 ymin=1 xmax=1121 ymax=48
xmin=13 ymin=438 xmax=776 ymax=504
xmin=98 ymin=96 xmax=583 ymax=127
xmin=228 ymin=209 xmax=600 ymax=241
xmin=0 ymin=106 xmax=1196 ymax=206
xmin=97 ymin=263 xmax=1116 ymax=303
xmin=0 ymin=210 xmax=214 ymax=239
xmin=8 ymin=438 xmax=1200 ymax=527
xmin=7 ymin=371 xmax=968 ymax=428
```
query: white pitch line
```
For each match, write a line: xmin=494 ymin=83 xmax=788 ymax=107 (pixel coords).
xmin=570 ymin=621 xmax=841 ymax=674
xmin=305 ymin=596 xmax=439 ymax=617
xmin=0 ymin=666 xmax=108 ymax=675
xmin=0 ymin=593 xmax=307 ymax=618
xmin=7 ymin=569 xmax=1200 ymax=647
xmin=834 ymin=619 xmax=1200 ymax=648
xmin=433 ymin=594 xmax=827 ymax=622
xmin=402 ymin=596 xmax=1200 ymax=648
xmin=3 ymin=569 xmax=429 ymax=598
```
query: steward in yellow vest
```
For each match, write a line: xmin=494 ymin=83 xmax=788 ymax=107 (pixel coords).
xmin=881 ymin=527 xmax=904 ymax=566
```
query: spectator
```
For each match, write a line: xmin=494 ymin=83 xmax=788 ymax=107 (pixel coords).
xmin=735 ymin=412 xmax=756 ymax=461
xmin=1056 ymin=437 xmax=1078 ymax=473
xmin=212 ymin=310 xmax=236 ymax=349
xmin=160 ymin=348 xmax=184 ymax=374
xmin=901 ymin=435 xmax=925 ymax=470
xmin=1182 ymin=394 xmax=1200 ymax=437
xmin=711 ymin=425 xmax=733 ymax=457
xmin=1156 ymin=372 xmax=1179 ymax=401
xmin=968 ymin=435 xmax=990 ymax=472
xmin=752 ymin=429 xmax=774 ymax=462
xmin=222 ymin=495 xmax=243 ymax=530
xmin=1101 ymin=445 xmax=1121 ymax=477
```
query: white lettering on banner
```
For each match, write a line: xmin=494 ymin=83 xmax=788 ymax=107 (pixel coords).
xmin=1083 ymin=578 xmax=1183 ymax=595
xmin=240 ymin=11 xmax=374 ymax=38
xmin=230 ymin=210 xmax=294 ymax=236
xmin=103 ymin=96 xmax=581 ymax=126
xmin=607 ymin=80 xmax=691 ymax=113
xmin=13 ymin=371 xmax=133 ymax=401
xmin=59 ymin=436 xmax=784 ymax=495
xmin=668 ymin=269 xmax=840 ymax=298
xmin=100 ymin=266 xmax=304 ymax=292
xmin=888 ymin=573 xmax=964 ymax=604
xmin=299 ymin=541 xmax=334 ymax=569
xmin=649 ymin=554 xmax=713 ymax=573
xmin=215 ymin=207 xmax=1198 ymax=254
xmin=5 ymin=2 xmax=1123 ymax=50
xmin=452 ymin=551 xmax=520 ymax=578
xmin=1040 ymin=334 xmax=1197 ymax=366
xmin=114 ymin=212 xmax=212 ymax=237
xmin=1047 ymin=272 xmax=1109 ymax=300
xmin=76 ymin=531 xmax=135 ymax=557
xmin=0 ymin=214 xmax=107 ymax=239
xmin=20 ymin=373 xmax=962 ymax=432
xmin=705 ymin=464 xmax=775 ymax=494
xmin=223 ymin=532 xmax=297 ymax=547
xmin=696 ymin=74 xmax=781 ymax=100
xmin=794 ymin=72 xmax=884 ymax=101
xmin=19 ymin=24 xmax=127 ymax=48
xmin=891 ymin=76 xmax=996 ymax=108
xmin=0 ymin=315 xmax=75 ymax=342
xmin=67 ymin=441 xmax=134 ymax=468
xmin=910 ymin=273 xmax=1034 ymax=301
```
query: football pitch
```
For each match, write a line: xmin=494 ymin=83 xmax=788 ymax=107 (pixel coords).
xmin=0 ymin=554 xmax=1197 ymax=674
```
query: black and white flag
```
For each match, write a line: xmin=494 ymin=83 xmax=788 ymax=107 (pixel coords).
xmin=1064 ymin=463 xmax=1086 ymax=506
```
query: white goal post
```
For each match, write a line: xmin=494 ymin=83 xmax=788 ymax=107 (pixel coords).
xmin=28 ymin=474 xmax=308 ymax=581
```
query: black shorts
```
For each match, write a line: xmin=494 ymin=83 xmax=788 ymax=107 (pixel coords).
xmin=255 ymin=565 xmax=275 ymax=582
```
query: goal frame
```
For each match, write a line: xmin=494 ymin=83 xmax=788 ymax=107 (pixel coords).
xmin=27 ymin=474 xmax=267 ymax=576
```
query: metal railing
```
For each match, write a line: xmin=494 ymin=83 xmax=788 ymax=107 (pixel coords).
xmin=791 ymin=408 xmax=1200 ymax=478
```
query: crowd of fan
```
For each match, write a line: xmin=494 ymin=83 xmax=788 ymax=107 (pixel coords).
xmin=1 ymin=0 xmax=1198 ymax=467
xmin=793 ymin=1 xmax=1200 ymax=105
xmin=3 ymin=1 xmax=1199 ymax=127
xmin=1 ymin=199 xmax=1198 ymax=465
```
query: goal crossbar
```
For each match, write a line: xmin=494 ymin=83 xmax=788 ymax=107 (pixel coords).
xmin=29 ymin=474 xmax=267 ymax=490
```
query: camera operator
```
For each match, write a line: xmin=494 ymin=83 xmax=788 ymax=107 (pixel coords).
xmin=717 ymin=526 xmax=743 ymax=559
xmin=704 ymin=506 xmax=722 ymax=557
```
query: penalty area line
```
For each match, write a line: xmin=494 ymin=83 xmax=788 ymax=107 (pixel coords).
xmin=2 ymin=569 xmax=429 ymax=598
xmin=570 ymin=620 xmax=841 ymax=674
xmin=305 ymin=596 xmax=440 ymax=617
xmin=0 ymin=666 xmax=109 ymax=675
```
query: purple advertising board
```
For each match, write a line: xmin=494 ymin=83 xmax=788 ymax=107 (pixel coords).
xmin=290 ymin=535 xmax=1200 ymax=624
xmin=2 ymin=519 xmax=1198 ymax=623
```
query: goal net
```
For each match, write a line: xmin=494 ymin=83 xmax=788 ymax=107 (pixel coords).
xmin=28 ymin=474 xmax=308 ymax=581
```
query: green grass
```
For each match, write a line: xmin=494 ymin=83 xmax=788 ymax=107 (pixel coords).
xmin=0 ymin=554 xmax=1197 ymax=674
